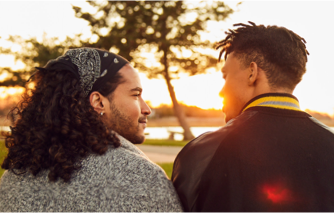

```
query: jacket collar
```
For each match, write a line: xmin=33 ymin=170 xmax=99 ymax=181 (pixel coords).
xmin=242 ymin=93 xmax=302 ymax=113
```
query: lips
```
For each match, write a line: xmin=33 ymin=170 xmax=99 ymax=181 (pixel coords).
xmin=138 ymin=118 xmax=147 ymax=124
xmin=139 ymin=120 xmax=147 ymax=129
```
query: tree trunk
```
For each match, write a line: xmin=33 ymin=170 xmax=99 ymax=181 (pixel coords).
xmin=162 ymin=52 xmax=195 ymax=141
xmin=159 ymin=3 xmax=194 ymax=141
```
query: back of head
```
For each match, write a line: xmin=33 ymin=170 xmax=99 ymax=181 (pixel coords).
xmin=1 ymin=48 xmax=128 ymax=182
xmin=216 ymin=21 xmax=309 ymax=91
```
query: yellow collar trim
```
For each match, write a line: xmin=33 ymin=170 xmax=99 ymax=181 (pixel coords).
xmin=242 ymin=96 xmax=301 ymax=112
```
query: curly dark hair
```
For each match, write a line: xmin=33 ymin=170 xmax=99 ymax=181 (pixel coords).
xmin=1 ymin=66 xmax=124 ymax=182
xmin=216 ymin=21 xmax=309 ymax=90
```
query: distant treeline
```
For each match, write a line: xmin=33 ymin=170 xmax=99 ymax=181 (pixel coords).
xmin=0 ymin=95 xmax=19 ymax=116
xmin=0 ymin=96 xmax=332 ymax=120
xmin=149 ymin=104 xmax=224 ymax=118
xmin=305 ymin=109 xmax=334 ymax=120
xmin=149 ymin=105 xmax=334 ymax=119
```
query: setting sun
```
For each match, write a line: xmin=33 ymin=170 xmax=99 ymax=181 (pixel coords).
xmin=139 ymin=69 xmax=224 ymax=110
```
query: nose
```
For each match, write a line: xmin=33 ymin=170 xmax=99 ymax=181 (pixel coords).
xmin=141 ymin=99 xmax=152 ymax=115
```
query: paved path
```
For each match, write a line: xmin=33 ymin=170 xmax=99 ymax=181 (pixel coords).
xmin=135 ymin=145 xmax=183 ymax=163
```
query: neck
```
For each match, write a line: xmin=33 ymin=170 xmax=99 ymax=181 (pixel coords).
xmin=251 ymin=86 xmax=293 ymax=99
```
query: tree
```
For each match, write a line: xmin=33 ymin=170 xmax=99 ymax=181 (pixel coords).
xmin=73 ymin=1 xmax=233 ymax=140
xmin=0 ymin=35 xmax=81 ymax=87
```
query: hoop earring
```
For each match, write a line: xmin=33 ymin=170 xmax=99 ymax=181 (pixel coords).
xmin=100 ymin=112 xmax=104 ymax=116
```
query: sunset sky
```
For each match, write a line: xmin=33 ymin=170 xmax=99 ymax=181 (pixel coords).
xmin=0 ymin=1 xmax=334 ymax=115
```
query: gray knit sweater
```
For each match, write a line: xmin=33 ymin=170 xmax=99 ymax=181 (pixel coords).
xmin=0 ymin=135 xmax=183 ymax=212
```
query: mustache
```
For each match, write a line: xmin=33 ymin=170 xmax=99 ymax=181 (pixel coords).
xmin=138 ymin=117 xmax=147 ymax=123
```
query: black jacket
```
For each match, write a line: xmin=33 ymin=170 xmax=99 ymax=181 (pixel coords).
xmin=172 ymin=93 xmax=334 ymax=211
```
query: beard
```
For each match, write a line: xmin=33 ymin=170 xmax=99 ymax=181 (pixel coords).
xmin=107 ymin=103 xmax=145 ymax=144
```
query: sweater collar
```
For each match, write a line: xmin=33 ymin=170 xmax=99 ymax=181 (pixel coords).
xmin=242 ymin=93 xmax=302 ymax=113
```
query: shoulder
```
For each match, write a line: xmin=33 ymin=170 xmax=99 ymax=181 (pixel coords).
xmin=172 ymin=126 xmax=232 ymax=185
xmin=171 ymin=113 xmax=256 ymax=211
xmin=174 ymin=109 xmax=259 ymax=166
xmin=0 ymin=136 xmax=182 ymax=212
xmin=81 ymin=135 xmax=164 ymax=178
xmin=172 ymin=110 xmax=259 ymax=192
xmin=78 ymin=136 xmax=183 ymax=212
xmin=308 ymin=116 xmax=334 ymax=135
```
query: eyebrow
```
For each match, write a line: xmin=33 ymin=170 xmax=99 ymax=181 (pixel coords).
xmin=130 ymin=87 xmax=142 ymax=92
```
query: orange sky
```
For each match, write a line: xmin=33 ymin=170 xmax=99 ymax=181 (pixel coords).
xmin=0 ymin=1 xmax=334 ymax=115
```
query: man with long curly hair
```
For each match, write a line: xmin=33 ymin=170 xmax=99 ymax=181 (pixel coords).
xmin=0 ymin=48 xmax=183 ymax=212
xmin=172 ymin=22 xmax=334 ymax=211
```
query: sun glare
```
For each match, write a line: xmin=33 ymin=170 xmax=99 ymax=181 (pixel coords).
xmin=139 ymin=69 xmax=224 ymax=110
xmin=0 ymin=55 xmax=25 ymax=71
xmin=0 ymin=87 xmax=25 ymax=99
xmin=0 ymin=72 xmax=8 ymax=81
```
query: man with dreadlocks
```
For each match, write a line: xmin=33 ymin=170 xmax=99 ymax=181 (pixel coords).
xmin=0 ymin=48 xmax=183 ymax=212
xmin=172 ymin=22 xmax=334 ymax=211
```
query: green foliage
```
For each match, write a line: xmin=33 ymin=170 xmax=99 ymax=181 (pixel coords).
xmin=73 ymin=1 xmax=233 ymax=79
xmin=157 ymin=162 xmax=174 ymax=179
xmin=0 ymin=34 xmax=82 ymax=87
xmin=150 ymin=104 xmax=175 ymax=118
xmin=143 ymin=139 xmax=188 ymax=147
xmin=0 ymin=139 xmax=7 ymax=177
xmin=149 ymin=103 xmax=223 ymax=118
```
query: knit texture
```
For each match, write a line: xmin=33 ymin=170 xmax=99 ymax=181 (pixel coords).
xmin=0 ymin=135 xmax=183 ymax=212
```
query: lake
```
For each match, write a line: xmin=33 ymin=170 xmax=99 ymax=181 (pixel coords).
xmin=144 ymin=126 xmax=221 ymax=141
xmin=0 ymin=126 xmax=220 ymax=141
xmin=1 ymin=126 xmax=334 ymax=141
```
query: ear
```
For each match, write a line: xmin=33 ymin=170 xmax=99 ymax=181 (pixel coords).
xmin=248 ymin=62 xmax=259 ymax=86
xmin=89 ymin=91 xmax=105 ymax=114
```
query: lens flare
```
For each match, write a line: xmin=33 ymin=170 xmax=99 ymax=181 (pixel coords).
xmin=262 ymin=183 xmax=293 ymax=203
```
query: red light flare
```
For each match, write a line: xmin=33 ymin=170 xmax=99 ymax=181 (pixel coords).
xmin=262 ymin=183 xmax=294 ymax=204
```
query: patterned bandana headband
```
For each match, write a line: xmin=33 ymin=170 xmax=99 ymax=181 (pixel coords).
xmin=36 ymin=48 xmax=129 ymax=96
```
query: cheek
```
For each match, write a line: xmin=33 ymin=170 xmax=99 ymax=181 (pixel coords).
xmin=118 ymin=99 xmax=141 ymax=118
xmin=222 ymin=80 xmax=242 ymax=106
xmin=221 ymin=81 xmax=234 ymax=101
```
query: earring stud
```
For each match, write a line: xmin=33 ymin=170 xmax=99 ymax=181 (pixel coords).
xmin=100 ymin=112 xmax=104 ymax=116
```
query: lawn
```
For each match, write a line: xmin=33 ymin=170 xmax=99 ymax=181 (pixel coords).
xmin=157 ymin=162 xmax=174 ymax=179
xmin=143 ymin=139 xmax=189 ymax=147
xmin=0 ymin=139 xmax=182 ymax=178
xmin=0 ymin=139 xmax=6 ymax=177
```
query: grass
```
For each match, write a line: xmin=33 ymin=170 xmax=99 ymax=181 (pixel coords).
xmin=143 ymin=139 xmax=179 ymax=179
xmin=143 ymin=139 xmax=189 ymax=147
xmin=0 ymin=139 xmax=6 ymax=177
xmin=157 ymin=162 xmax=174 ymax=179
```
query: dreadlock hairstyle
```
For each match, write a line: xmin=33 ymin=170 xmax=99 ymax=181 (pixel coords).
xmin=1 ymin=67 xmax=124 ymax=182
xmin=216 ymin=21 xmax=309 ymax=90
